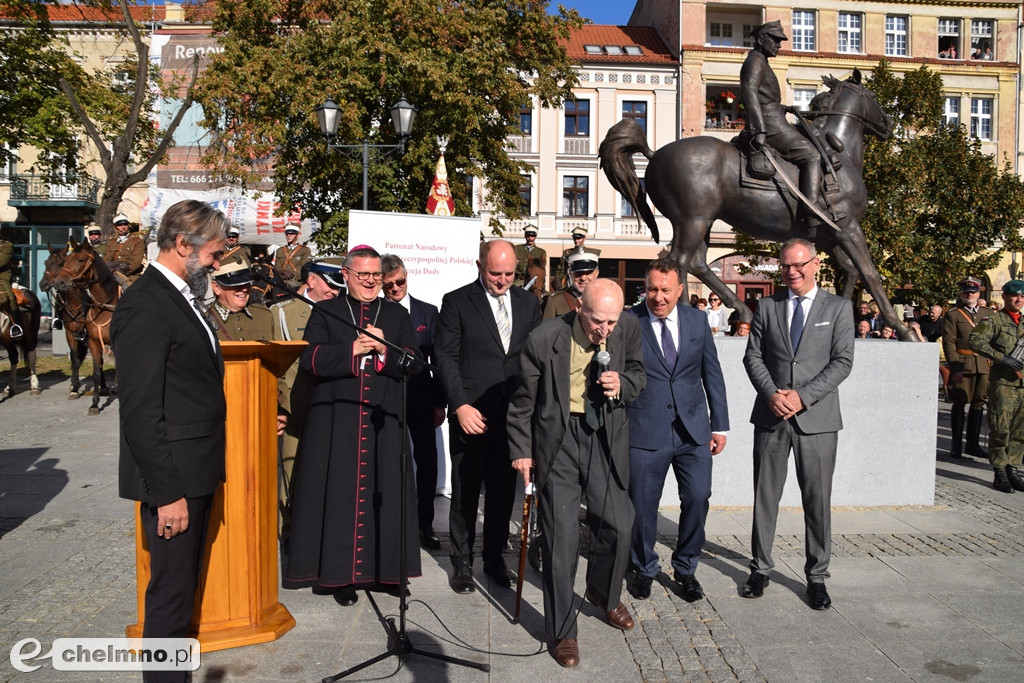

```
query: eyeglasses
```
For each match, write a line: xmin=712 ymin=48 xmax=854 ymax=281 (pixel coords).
xmin=779 ymin=257 xmax=816 ymax=271
xmin=346 ymin=269 xmax=383 ymax=282
xmin=384 ymin=278 xmax=407 ymax=289
xmin=708 ymin=297 xmax=720 ymax=302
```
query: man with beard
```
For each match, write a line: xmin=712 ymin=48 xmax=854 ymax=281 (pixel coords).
xmin=206 ymin=261 xmax=274 ymax=341
xmin=544 ymin=252 xmax=599 ymax=320
xmin=111 ymin=200 xmax=228 ymax=683
xmin=285 ymin=245 xmax=420 ymax=607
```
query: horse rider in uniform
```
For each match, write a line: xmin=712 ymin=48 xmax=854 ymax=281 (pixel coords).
xmin=219 ymin=226 xmax=251 ymax=267
xmin=943 ymin=277 xmax=991 ymax=459
xmin=273 ymin=224 xmax=312 ymax=291
xmin=741 ymin=21 xmax=826 ymax=233
xmin=544 ymin=252 xmax=600 ymax=320
xmin=86 ymin=223 xmax=107 ymax=258
xmin=270 ymin=257 xmax=344 ymax=544
xmin=0 ymin=237 xmax=23 ymax=339
xmin=555 ymin=226 xmax=601 ymax=289
xmin=968 ymin=279 xmax=1024 ymax=494
xmin=104 ymin=213 xmax=145 ymax=289
xmin=206 ymin=261 xmax=275 ymax=341
xmin=515 ymin=227 xmax=547 ymax=293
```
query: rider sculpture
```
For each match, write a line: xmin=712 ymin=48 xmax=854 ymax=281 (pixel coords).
xmin=741 ymin=21 xmax=826 ymax=234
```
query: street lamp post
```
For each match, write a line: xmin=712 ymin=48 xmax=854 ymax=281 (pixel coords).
xmin=316 ymin=96 xmax=417 ymax=211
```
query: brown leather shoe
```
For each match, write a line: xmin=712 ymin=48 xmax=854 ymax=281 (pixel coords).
xmin=585 ymin=590 xmax=634 ymax=630
xmin=552 ymin=638 xmax=579 ymax=667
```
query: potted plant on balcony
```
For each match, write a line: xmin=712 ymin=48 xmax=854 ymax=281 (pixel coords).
xmin=720 ymin=90 xmax=737 ymax=105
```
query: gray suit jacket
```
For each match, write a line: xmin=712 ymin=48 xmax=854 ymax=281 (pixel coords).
xmin=743 ymin=289 xmax=854 ymax=433
xmin=507 ymin=312 xmax=646 ymax=492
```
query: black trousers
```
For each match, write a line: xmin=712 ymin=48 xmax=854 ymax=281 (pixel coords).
xmin=408 ymin=406 xmax=438 ymax=532
xmin=140 ymin=495 xmax=213 ymax=683
xmin=448 ymin=421 xmax=515 ymax=565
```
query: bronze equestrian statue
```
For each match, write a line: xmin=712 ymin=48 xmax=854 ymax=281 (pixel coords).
xmin=601 ymin=22 xmax=910 ymax=339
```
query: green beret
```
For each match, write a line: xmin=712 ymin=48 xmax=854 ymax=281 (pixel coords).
xmin=1002 ymin=280 xmax=1024 ymax=295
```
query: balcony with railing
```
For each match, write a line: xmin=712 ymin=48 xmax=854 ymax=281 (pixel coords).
xmin=7 ymin=174 xmax=102 ymax=209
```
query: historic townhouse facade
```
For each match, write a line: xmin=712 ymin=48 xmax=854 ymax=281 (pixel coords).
xmin=631 ymin=0 xmax=1024 ymax=296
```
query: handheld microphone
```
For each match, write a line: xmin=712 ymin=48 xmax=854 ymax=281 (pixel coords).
xmin=595 ymin=350 xmax=612 ymax=405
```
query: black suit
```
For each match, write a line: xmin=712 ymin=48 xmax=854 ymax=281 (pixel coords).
xmin=111 ymin=265 xmax=226 ymax=683
xmin=435 ymin=280 xmax=540 ymax=566
xmin=507 ymin=312 xmax=646 ymax=640
xmin=406 ymin=295 xmax=445 ymax=534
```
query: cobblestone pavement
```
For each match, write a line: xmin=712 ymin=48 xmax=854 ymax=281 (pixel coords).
xmin=2 ymin=376 xmax=1023 ymax=682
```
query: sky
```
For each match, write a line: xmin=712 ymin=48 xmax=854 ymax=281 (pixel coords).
xmin=557 ymin=1 xmax=636 ymax=25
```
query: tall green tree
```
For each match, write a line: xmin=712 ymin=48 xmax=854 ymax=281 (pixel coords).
xmin=863 ymin=59 xmax=1024 ymax=304
xmin=0 ymin=1 xmax=199 ymax=232
xmin=194 ymin=0 xmax=582 ymax=253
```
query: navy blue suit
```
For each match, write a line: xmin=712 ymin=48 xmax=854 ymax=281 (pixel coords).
xmin=627 ymin=302 xmax=729 ymax=578
xmin=406 ymin=295 xmax=445 ymax=533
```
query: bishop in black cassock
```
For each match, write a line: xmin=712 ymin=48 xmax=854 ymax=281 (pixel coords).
xmin=285 ymin=247 xmax=420 ymax=601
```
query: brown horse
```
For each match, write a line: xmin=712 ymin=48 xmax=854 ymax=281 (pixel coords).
xmin=600 ymin=71 xmax=910 ymax=338
xmin=40 ymin=246 xmax=93 ymax=400
xmin=523 ymin=261 xmax=547 ymax=301
xmin=46 ymin=241 xmax=120 ymax=414
xmin=1 ymin=288 xmax=41 ymax=398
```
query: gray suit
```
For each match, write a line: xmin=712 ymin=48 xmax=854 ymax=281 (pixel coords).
xmin=508 ymin=312 xmax=645 ymax=641
xmin=742 ymin=288 xmax=854 ymax=582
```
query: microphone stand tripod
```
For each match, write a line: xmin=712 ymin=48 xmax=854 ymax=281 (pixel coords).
xmin=252 ymin=271 xmax=490 ymax=679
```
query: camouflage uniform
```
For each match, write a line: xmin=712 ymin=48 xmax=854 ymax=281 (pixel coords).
xmin=968 ymin=310 xmax=1024 ymax=469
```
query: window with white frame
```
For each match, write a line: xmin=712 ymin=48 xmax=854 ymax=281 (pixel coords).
xmin=938 ymin=18 xmax=961 ymax=59
xmin=885 ymin=15 xmax=908 ymax=56
xmin=943 ymin=97 xmax=960 ymax=127
xmin=564 ymin=100 xmax=590 ymax=137
xmin=793 ymin=88 xmax=817 ymax=112
xmin=792 ymin=11 xmax=816 ymax=52
xmin=970 ymin=20 xmax=994 ymax=60
xmin=708 ymin=22 xmax=734 ymax=46
xmin=621 ymin=179 xmax=645 ymax=217
xmin=518 ymin=175 xmax=532 ymax=216
xmin=0 ymin=144 xmax=15 ymax=182
xmin=838 ymin=13 xmax=862 ymax=54
xmin=563 ymin=176 xmax=589 ymax=216
xmin=970 ymin=98 xmax=992 ymax=140
xmin=519 ymin=103 xmax=532 ymax=135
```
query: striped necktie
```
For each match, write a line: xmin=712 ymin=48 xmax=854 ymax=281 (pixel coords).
xmin=495 ymin=296 xmax=510 ymax=353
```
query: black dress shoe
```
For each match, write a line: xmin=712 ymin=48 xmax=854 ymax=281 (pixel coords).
xmin=483 ymin=560 xmax=515 ymax=589
xmin=334 ymin=586 xmax=359 ymax=607
xmin=807 ymin=582 xmax=831 ymax=610
xmin=420 ymin=529 xmax=441 ymax=550
xmin=673 ymin=571 xmax=705 ymax=602
xmin=631 ymin=574 xmax=653 ymax=600
xmin=449 ymin=561 xmax=476 ymax=594
xmin=742 ymin=572 xmax=769 ymax=598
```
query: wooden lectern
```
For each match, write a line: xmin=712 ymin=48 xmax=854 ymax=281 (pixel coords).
xmin=126 ymin=340 xmax=306 ymax=652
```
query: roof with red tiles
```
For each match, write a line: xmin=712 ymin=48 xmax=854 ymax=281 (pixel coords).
xmin=565 ymin=25 xmax=675 ymax=65
xmin=0 ymin=4 xmax=164 ymax=24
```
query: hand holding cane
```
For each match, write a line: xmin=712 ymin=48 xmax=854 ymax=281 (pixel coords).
xmin=513 ymin=478 xmax=535 ymax=624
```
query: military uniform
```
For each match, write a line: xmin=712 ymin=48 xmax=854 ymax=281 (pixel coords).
xmin=543 ymin=288 xmax=582 ymax=320
xmin=969 ymin=304 xmax=1024 ymax=492
xmin=555 ymin=245 xmax=600 ymax=288
xmin=943 ymin=300 xmax=991 ymax=457
xmin=270 ymin=295 xmax=314 ymax=539
xmin=209 ymin=302 xmax=275 ymax=341
xmin=220 ymin=244 xmax=252 ymax=267
xmin=0 ymin=239 xmax=17 ymax=337
xmin=273 ymin=243 xmax=312 ymax=289
xmin=88 ymin=239 xmax=107 ymax=258
xmin=105 ymin=233 xmax=146 ymax=285
xmin=514 ymin=243 xmax=547 ymax=287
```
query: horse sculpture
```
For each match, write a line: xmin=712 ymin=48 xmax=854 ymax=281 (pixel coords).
xmin=1 ymin=287 xmax=41 ymax=398
xmin=600 ymin=70 xmax=910 ymax=338
xmin=40 ymin=241 xmax=119 ymax=414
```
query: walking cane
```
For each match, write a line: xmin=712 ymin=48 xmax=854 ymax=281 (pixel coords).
xmin=513 ymin=479 xmax=535 ymax=624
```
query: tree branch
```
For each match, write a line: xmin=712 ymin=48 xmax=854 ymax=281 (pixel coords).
xmin=127 ymin=56 xmax=201 ymax=186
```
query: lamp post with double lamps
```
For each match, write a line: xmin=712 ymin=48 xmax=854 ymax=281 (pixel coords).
xmin=316 ymin=96 xmax=417 ymax=211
